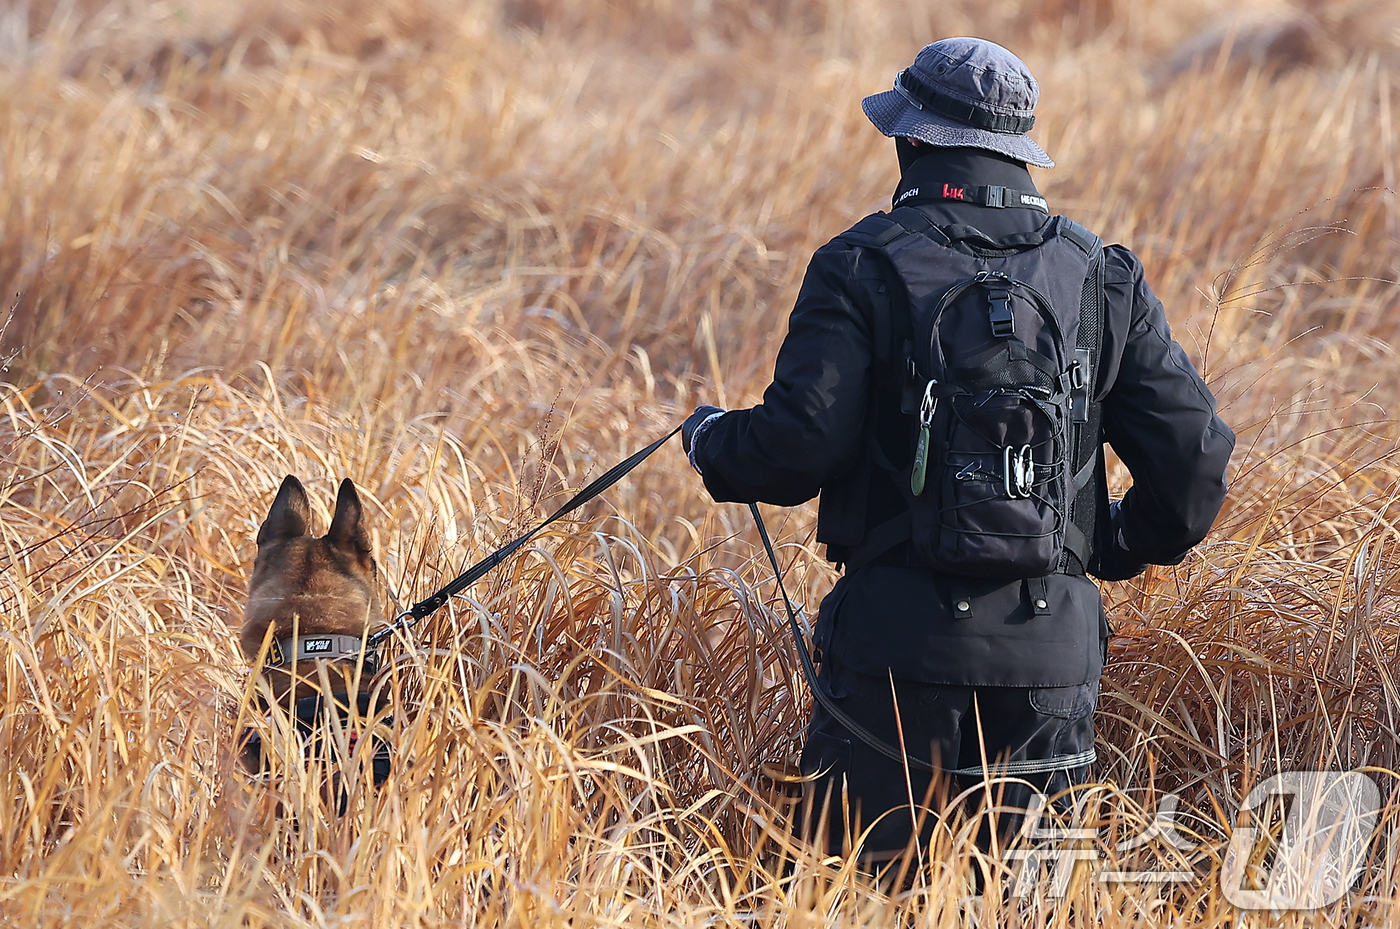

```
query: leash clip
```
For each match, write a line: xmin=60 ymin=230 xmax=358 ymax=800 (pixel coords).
xmin=368 ymin=608 xmax=417 ymax=648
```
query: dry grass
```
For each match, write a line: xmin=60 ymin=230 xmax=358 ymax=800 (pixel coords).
xmin=4 ymin=0 xmax=1400 ymax=924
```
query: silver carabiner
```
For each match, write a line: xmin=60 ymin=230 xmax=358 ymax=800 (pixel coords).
xmin=920 ymin=380 xmax=938 ymax=427
xmin=1003 ymin=444 xmax=1036 ymax=499
xmin=1019 ymin=445 xmax=1035 ymax=496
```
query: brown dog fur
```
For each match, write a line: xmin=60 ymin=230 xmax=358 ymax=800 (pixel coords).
xmin=242 ymin=475 xmax=383 ymax=703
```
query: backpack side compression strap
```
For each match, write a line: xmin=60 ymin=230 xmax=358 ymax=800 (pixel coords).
xmin=1059 ymin=218 xmax=1106 ymax=575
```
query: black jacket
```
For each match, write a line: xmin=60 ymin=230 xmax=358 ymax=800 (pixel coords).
xmin=692 ymin=148 xmax=1234 ymax=687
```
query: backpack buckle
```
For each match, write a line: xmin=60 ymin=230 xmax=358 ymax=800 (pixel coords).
xmin=987 ymin=288 xmax=1015 ymax=338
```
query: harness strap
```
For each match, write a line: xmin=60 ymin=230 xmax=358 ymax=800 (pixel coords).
xmin=887 ymin=206 xmax=954 ymax=245
xmin=240 ymin=691 xmax=393 ymax=792
xmin=939 ymin=223 xmax=1052 ymax=253
xmin=843 ymin=510 xmax=912 ymax=569
xmin=1072 ymin=449 xmax=1097 ymax=493
xmin=1057 ymin=217 xmax=1101 ymax=255
xmin=1063 ymin=521 xmax=1090 ymax=569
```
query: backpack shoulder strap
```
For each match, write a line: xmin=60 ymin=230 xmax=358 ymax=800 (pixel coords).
xmin=835 ymin=209 xmax=952 ymax=251
xmin=835 ymin=212 xmax=908 ymax=249
xmin=1057 ymin=216 xmax=1106 ymax=574
xmin=1056 ymin=216 xmax=1102 ymax=257
xmin=941 ymin=222 xmax=1048 ymax=252
xmin=818 ymin=212 xmax=927 ymax=567
xmin=832 ymin=209 xmax=950 ymax=376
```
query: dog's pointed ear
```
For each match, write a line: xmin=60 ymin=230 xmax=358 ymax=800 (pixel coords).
xmin=257 ymin=475 xmax=312 ymax=545
xmin=327 ymin=478 xmax=372 ymax=556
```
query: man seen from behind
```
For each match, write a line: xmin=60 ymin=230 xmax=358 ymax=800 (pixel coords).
xmin=682 ymin=37 xmax=1234 ymax=864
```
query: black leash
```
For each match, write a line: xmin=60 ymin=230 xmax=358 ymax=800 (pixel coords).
xmin=367 ymin=425 xmax=682 ymax=648
xmin=363 ymin=418 xmax=933 ymax=772
xmin=746 ymin=502 xmax=937 ymax=773
xmin=361 ymin=420 xmax=1086 ymax=780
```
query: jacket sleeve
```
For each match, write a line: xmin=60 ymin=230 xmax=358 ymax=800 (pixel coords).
xmin=1099 ymin=245 xmax=1235 ymax=565
xmin=692 ymin=241 xmax=876 ymax=506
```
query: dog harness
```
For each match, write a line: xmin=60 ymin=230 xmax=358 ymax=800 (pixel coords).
xmin=240 ymin=691 xmax=393 ymax=801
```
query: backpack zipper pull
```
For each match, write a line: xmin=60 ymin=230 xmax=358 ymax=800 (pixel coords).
xmin=911 ymin=380 xmax=937 ymax=496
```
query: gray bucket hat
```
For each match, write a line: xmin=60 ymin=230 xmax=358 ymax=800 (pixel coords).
xmin=862 ymin=38 xmax=1053 ymax=169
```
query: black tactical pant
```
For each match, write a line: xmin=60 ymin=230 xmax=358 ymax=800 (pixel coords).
xmin=797 ymin=657 xmax=1097 ymax=862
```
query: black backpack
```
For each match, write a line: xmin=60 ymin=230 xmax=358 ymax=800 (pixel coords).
xmin=839 ymin=207 xmax=1105 ymax=580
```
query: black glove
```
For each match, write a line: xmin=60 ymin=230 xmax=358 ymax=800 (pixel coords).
xmin=1090 ymin=500 xmax=1148 ymax=582
xmin=681 ymin=405 xmax=724 ymax=454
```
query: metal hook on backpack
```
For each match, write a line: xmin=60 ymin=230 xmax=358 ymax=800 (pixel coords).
xmin=919 ymin=380 xmax=939 ymax=427
xmin=1004 ymin=444 xmax=1035 ymax=499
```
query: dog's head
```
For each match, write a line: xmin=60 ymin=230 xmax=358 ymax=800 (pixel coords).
xmin=242 ymin=475 xmax=382 ymax=701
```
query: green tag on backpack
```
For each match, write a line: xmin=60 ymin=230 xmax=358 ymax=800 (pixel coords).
xmin=911 ymin=425 xmax=930 ymax=496
xmin=911 ymin=379 xmax=937 ymax=496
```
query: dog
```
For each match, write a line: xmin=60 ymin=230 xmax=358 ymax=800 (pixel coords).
xmin=239 ymin=475 xmax=391 ymax=790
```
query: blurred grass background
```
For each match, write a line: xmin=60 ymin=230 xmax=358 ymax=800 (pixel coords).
xmin=4 ymin=0 xmax=1400 ymax=924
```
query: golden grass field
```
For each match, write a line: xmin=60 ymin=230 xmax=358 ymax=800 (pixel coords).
xmin=5 ymin=0 xmax=1400 ymax=924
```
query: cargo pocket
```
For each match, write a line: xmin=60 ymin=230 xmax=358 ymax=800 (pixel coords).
xmin=1031 ymin=682 xmax=1098 ymax=774
xmin=1029 ymin=681 xmax=1098 ymax=720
